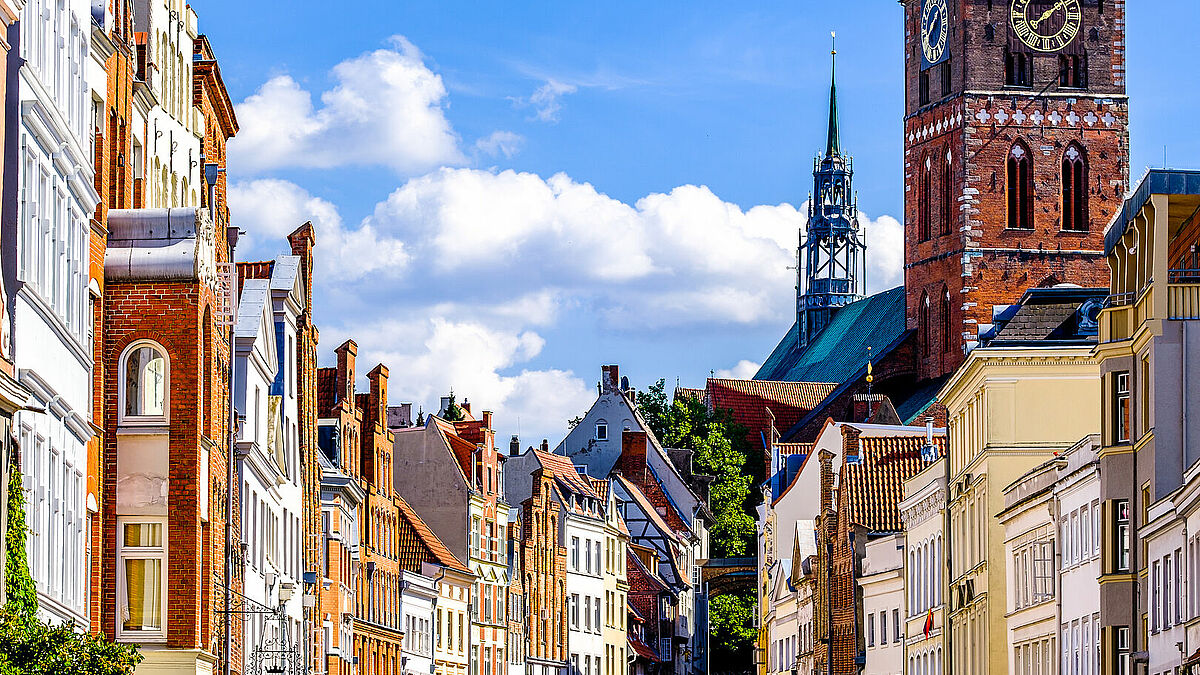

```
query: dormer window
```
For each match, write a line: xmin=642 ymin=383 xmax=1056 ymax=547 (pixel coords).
xmin=122 ymin=341 xmax=168 ymax=422
xmin=595 ymin=421 xmax=608 ymax=441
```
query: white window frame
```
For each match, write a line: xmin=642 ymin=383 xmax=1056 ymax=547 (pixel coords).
xmin=116 ymin=517 xmax=168 ymax=642
xmin=118 ymin=340 xmax=170 ymax=426
xmin=595 ymin=421 xmax=608 ymax=442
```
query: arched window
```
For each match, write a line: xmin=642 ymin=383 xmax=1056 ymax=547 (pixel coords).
xmin=941 ymin=148 xmax=954 ymax=236
xmin=919 ymin=293 xmax=931 ymax=357
xmin=1062 ymin=143 xmax=1089 ymax=232
xmin=942 ymin=288 xmax=953 ymax=355
xmin=122 ymin=341 xmax=168 ymax=420
xmin=919 ymin=155 xmax=933 ymax=241
xmin=1007 ymin=141 xmax=1033 ymax=230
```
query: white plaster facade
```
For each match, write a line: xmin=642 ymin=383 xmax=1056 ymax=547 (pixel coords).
xmin=401 ymin=569 xmax=438 ymax=675
xmin=132 ymin=0 xmax=202 ymax=209
xmin=899 ymin=458 xmax=946 ymax=675
xmin=862 ymin=533 xmax=906 ymax=675
xmin=431 ymin=563 xmax=473 ymax=675
xmin=14 ymin=0 xmax=100 ymax=630
xmin=233 ymin=260 xmax=306 ymax=672
xmin=1055 ymin=436 xmax=1101 ymax=675
xmin=998 ymin=458 xmax=1058 ymax=675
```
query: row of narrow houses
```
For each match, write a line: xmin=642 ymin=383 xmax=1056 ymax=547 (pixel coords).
xmin=0 ymin=3 xmax=721 ymax=675
xmin=748 ymin=1 xmax=1200 ymax=674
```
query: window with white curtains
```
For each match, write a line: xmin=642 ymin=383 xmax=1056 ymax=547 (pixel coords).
xmin=117 ymin=519 xmax=167 ymax=640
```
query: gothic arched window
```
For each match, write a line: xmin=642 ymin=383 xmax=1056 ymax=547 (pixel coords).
xmin=941 ymin=148 xmax=954 ymax=236
xmin=919 ymin=293 xmax=931 ymax=357
xmin=942 ymin=288 xmax=953 ymax=354
xmin=1007 ymin=141 xmax=1033 ymax=230
xmin=122 ymin=341 xmax=168 ymax=421
xmin=919 ymin=155 xmax=933 ymax=241
xmin=1062 ymin=143 xmax=1089 ymax=232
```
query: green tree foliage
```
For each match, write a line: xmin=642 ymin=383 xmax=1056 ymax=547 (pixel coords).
xmin=708 ymin=590 xmax=757 ymax=667
xmin=636 ymin=380 xmax=754 ymax=558
xmin=1 ymin=468 xmax=142 ymax=675
xmin=5 ymin=468 xmax=36 ymax=619
xmin=443 ymin=392 xmax=466 ymax=422
xmin=0 ymin=611 xmax=144 ymax=675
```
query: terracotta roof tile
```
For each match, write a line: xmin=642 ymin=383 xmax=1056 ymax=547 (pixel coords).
xmin=629 ymin=637 xmax=663 ymax=663
xmin=395 ymin=493 xmax=471 ymax=575
xmin=317 ymin=368 xmax=338 ymax=418
xmin=705 ymin=379 xmax=838 ymax=450
xmin=777 ymin=442 xmax=813 ymax=457
xmin=843 ymin=434 xmax=947 ymax=533
xmin=534 ymin=451 xmax=599 ymax=499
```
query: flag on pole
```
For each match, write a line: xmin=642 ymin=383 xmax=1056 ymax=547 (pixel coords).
xmin=923 ymin=609 xmax=934 ymax=638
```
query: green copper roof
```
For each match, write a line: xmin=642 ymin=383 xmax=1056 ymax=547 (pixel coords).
xmin=826 ymin=48 xmax=840 ymax=158
xmin=755 ymin=287 xmax=907 ymax=384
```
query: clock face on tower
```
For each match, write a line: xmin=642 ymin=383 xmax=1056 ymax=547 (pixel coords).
xmin=1010 ymin=0 xmax=1083 ymax=52
xmin=921 ymin=0 xmax=949 ymax=67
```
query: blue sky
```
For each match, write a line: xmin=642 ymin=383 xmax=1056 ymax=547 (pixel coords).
xmin=193 ymin=1 xmax=1200 ymax=444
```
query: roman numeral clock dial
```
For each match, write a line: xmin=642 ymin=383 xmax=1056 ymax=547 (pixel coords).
xmin=1010 ymin=0 xmax=1082 ymax=52
xmin=921 ymin=0 xmax=949 ymax=66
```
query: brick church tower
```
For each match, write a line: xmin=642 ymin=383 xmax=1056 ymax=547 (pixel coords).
xmin=902 ymin=0 xmax=1129 ymax=379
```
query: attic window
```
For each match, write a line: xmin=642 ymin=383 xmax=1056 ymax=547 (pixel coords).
xmin=595 ymin=421 xmax=608 ymax=441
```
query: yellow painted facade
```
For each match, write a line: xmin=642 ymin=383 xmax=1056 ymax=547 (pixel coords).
xmin=939 ymin=346 xmax=1100 ymax=675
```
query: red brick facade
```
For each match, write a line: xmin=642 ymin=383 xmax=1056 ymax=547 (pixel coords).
xmin=902 ymin=0 xmax=1128 ymax=379
xmin=516 ymin=469 xmax=569 ymax=666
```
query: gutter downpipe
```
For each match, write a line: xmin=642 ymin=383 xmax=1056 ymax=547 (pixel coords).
xmin=224 ymin=229 xmax=239 ymax=675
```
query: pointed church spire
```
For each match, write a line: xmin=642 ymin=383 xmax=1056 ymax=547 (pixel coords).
xmin=826 ymin=32 xmax=840 ymax=159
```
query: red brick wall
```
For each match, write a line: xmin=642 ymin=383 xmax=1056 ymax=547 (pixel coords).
xmin=520 ymin=470 xmax=568 ymax=663
xmin=102 ymin=277 xmax=232 ymax=653
xmin=902 ymin=0 xmax=1128 ymax=380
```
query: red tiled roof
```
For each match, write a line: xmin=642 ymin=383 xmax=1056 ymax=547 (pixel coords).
xmin=673 ymin=387 xmax=706 ymax=403
xmin=317 ymin=368 xmax=338 ymax=418
xmin=706 ymin=379 xmax=838 ymax=450
xmin=843 ymin=435 xmax=947 ymax=533
xmin=236 ymin=261 xmax=274 ymax=296
xmin=535 ymin=451 xmax=599 ymax=499
xmin=395 ymin=493 xmax=471 ymax=575
xmin=432 ymin=417 xmax=477 ymax=479
xmin=629 ymin=637 xmax=662 ymax=663
xmin=777 ymin=442 xmax=813 ymax=457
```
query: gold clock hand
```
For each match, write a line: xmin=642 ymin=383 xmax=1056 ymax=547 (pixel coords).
xmin=1031 ymin=1 xmax=1067 ymax=29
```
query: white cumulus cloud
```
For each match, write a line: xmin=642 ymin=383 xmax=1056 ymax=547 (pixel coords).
xmin=229 ymin=36 xmax=464 ymax=174
xmin=228 ymin=179 xmax=409 ymax=282
xmin=473 ymin=130 xmax=525 ymax=159
xmin=715 ymin=360 xmax=762 ymax=380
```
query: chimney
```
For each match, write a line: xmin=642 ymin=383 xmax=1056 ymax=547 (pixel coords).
xmin=540 ymin=439 xmax=549 ymax=453
xmin=482 ymin=411 xmax=493 ymax=430
xmin=287 ymin=222 xmax=316 ymax=312
xmin=386 ymin=404 xmax=413 ymax=429
xmin=617 ymin=430 xmax=649 ymax=480
xmin=840 ymin=424 xmax=862 ymax=463
xmin=818 ymin=449 xmax=836 ymax=516
xmin=368 ymin=364 xmax=388 ymax=426
xmin=510 ymin=435 xmax=520 ymax=456
xmin=925 ymin=416 xmax=935 ymax=447
xmin=335 ymin=340 xmax=358 ymax=406
xmin=601 ymin=365 xmax=620 ymax=392
xmin=462 ymin=400 xmax=471 ymax=415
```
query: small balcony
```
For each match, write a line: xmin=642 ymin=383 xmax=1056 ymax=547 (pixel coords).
xmin=1167 ymin=270 xmax=1200 ymax=320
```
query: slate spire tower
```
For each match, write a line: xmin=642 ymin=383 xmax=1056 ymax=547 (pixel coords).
xmin=799 ymin=36 xmax=865 ymax=349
